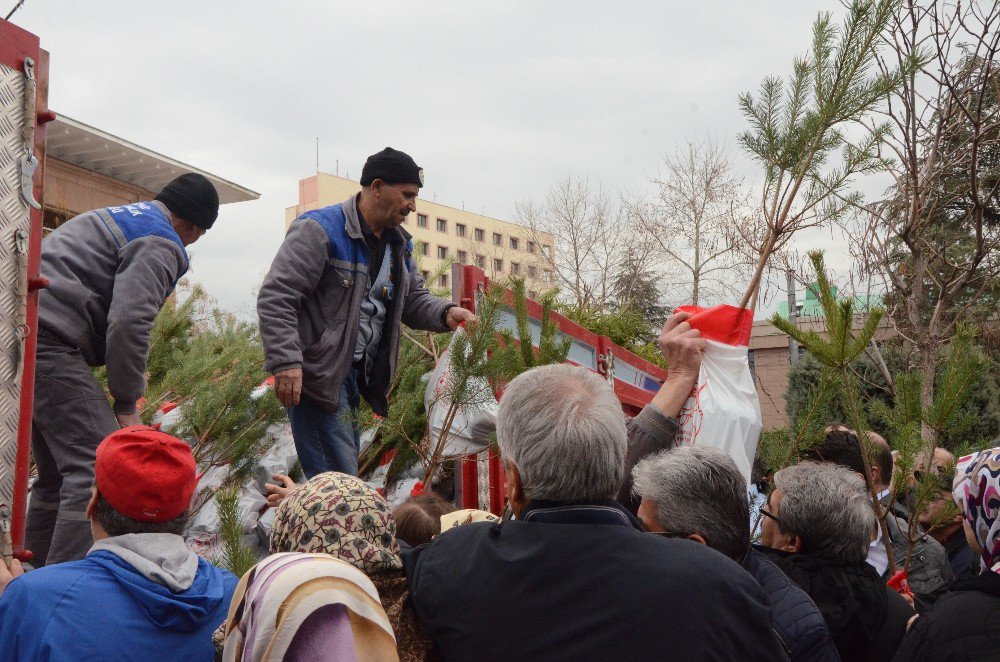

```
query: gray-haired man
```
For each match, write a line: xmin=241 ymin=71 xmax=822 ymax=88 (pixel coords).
xmin=758 ymin=462 xmax=914 ymax=659
xmin=402 ymin=363 xmax=786 ymax=662
xmin=633 ymin=446 xmax=838 ymax=661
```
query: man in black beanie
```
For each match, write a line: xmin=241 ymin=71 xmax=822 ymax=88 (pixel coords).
xmin=25 ymin=173 xmax=220 ymax=566
xmin=258 ymin=147 xmax=475 ymax=479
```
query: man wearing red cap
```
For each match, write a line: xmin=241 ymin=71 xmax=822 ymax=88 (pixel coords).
xmin=0 ymin=427 xmax=237 ymax=660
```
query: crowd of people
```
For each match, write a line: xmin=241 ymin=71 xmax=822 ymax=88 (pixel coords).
xmin=5 ymin=146 xmax=996 ymax=659
xmin=0 ymin=313 xmax=996 ymax=661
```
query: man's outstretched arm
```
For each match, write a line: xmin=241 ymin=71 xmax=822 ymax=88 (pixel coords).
xmin=618 ymin=312 xmax=706 ymax=513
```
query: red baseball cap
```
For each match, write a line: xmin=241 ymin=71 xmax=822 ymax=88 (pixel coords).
xmin=95 ymin=426 xmax=198 ymax=523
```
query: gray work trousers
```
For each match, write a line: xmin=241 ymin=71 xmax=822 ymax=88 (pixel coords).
xmin=24 ymin=337 xmax=118 ymax=565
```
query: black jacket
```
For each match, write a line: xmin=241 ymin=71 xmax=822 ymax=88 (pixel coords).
xmin=403 ymin=500 xmax=788 ymax=662
xmin=894 ymin=571 xmax=1000 ymax=661
xmin=743 ymin=548 xmax=839 ymax=661
xmin=941 ymin=527 xmax=978 ymax=581
xmin=759 ymin=547 xmax=913 ymax=662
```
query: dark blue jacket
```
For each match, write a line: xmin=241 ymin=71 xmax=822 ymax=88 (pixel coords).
xmin=0 ymin=550 xmax=236 ymax=661
xmin=404 ymin=500 xmax=788 ymax=662
xmin=744 ymin=548 xmax=840 ymax=661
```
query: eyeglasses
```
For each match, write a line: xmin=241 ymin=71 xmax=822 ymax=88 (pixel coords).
xmin=645 ymin=530 xmax=682 ymax=538
xmin=759 ymin=506 xmax=783 ymax=528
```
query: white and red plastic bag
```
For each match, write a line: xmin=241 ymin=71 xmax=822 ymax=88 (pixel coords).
xmin=424 ymin=326 xmax=499 ymax=459
xmin=674 ymin=305 xmax=762 ymax=482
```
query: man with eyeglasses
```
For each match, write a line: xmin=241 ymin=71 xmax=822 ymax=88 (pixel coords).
xmin=916 ymin=465 xmax=977 ymax=581
xmin=757 ymin=462 xmax=914 ymax=660
xmin=633 ymin=445 xmax=837 ymax=661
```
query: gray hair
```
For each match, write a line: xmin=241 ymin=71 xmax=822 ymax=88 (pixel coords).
xmin=496 ymin=364 xmax=626 ymax=502
xmin=632 ymin=446 xmax=750 ymax=561
xmin=773 ymin=461 xmax=876 ymax=564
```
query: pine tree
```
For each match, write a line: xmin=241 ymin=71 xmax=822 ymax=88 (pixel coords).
xmin=214 ymin=485 xmax=258 ymax=577
xmin=737 ymin=0 xmax=917 ymax=309
xmin=354 ymin=276 xmax=572 ymax=487
xmin=765 ymin=251 xmax=990 ymax=574
xmin=420 ymin=278 xmax=570 ymax=485
xmin=142 ymin=287 xmax=286 ymax=503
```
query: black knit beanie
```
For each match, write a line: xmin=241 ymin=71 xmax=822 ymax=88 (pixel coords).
xmin=360 ymin=147 xmax=423 ymax=187
xmin=155 ymin=173 xmax=220 ymax=230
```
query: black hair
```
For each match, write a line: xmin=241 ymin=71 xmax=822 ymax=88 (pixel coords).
xmin=801 ymin=429 xmax=869 ymax=487
xmin=873 ymin=439 xmax=894 ymax=489
xmin=94 ymin=491 xmax=188 ymax=537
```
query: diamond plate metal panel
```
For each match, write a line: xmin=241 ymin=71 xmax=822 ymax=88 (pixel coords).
xmin=0 ymin=61 xmax=28 ymax=511
xmin=476 ymin=451 xmax=490 ymax=511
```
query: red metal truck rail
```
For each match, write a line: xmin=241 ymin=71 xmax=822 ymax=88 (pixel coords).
xmin=449 ymin=264 xmax=667 ymax=514
xmin=0 ymin=18 xmax=48 ymax=558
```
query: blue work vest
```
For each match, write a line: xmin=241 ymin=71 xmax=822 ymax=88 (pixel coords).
xmin=97 ymin=202 xmax=190 ymax=280
xmin=297 ymin=204 xmax=416 ymax=373
xmin=299 ymin=203 xmax=415 ymax=271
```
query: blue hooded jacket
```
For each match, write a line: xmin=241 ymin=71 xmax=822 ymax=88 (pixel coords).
xmin=0 ymin=549 xmax=237 ymax=661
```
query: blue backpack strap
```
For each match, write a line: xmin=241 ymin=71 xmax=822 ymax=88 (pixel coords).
xmin=97 ymin=202 xmax=190 ymax=273
xmin=297 ymin=204 xmax=369 ymax=273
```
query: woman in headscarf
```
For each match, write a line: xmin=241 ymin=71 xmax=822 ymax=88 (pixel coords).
xmin=221 ymin=552 xmax=398 ymax=662
xmin=267 ymin=472 xmax=434 ymax=662
xmin=895 ymin=447 xmax=1000 ymax=660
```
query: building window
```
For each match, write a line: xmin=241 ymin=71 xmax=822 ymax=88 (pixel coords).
xmin=511 ymin=261 xmax=521 ymax=275
xmin=422 ymin=270 xmax=430 ymax=281
xmin=528 ymin=265 xmax=538 ymax=278
xmin=437 ymin=245 xmax=448 ymax=259
xmin=456 ymin=223 xmax=466 ymax=238
xmin=528 ymin=290 xmax=539 ymax=299
xmin=494 ymin=258 xmax=504 ymax=272
xmin=437 ymin=218 xmax=447 ymax=232
xmin=542 ymin=244 xmax=552 ymax=258
xmin=457 ymin=250 xmax=468 ymax=263
xmin=510 ymin=237 xmax=519 ymax=251
xmin=475 ymin=254 xmax=486 ymax=268
xmin=420 ymin=242 xmax=429 ymax=256
xmin=474 ymin=228 xmax=485 ymax=242
xmin=527 ymin=240 xmax=536 ymax=254
xmin=439 ymin=274 xmax=449 ymax=288
xmin=544 ymin=269 xmax=554 ymax=283
xmin=417 ymin=214 xmax=428 ymax=228
xmin=493 ymin=232 xmax=503 ymax=247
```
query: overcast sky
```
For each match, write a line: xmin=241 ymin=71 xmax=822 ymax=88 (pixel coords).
xmin=12 ymin=0 xmax=851 ymax=318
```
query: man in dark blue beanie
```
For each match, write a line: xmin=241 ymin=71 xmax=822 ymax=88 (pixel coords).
xmin=258 ymin=147 xmax=475 ymax=479
xmin=25 ymin=173 xmax=221 ymax=566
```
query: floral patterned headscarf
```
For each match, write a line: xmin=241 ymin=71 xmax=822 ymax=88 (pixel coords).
xmin=953 ymin=447 xmax=1000 ymax=574
xmin=270 ymin=472 xmax=402 ymax=574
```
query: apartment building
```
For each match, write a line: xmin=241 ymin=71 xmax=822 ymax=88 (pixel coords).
xmin=284 ymin=173 xmax=556 ymax=297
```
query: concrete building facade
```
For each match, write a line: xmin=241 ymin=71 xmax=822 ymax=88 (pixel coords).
xmin=750 ymin=314 xmax=895 ymax=430
xmin=285 ymin=173 xmax=556 ymax=296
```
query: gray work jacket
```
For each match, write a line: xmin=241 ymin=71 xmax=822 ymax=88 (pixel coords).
xmin=257 ymin=195 xmax=452 ymax=414
xmin=38 ymin=200 xmax=187 ymax=415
